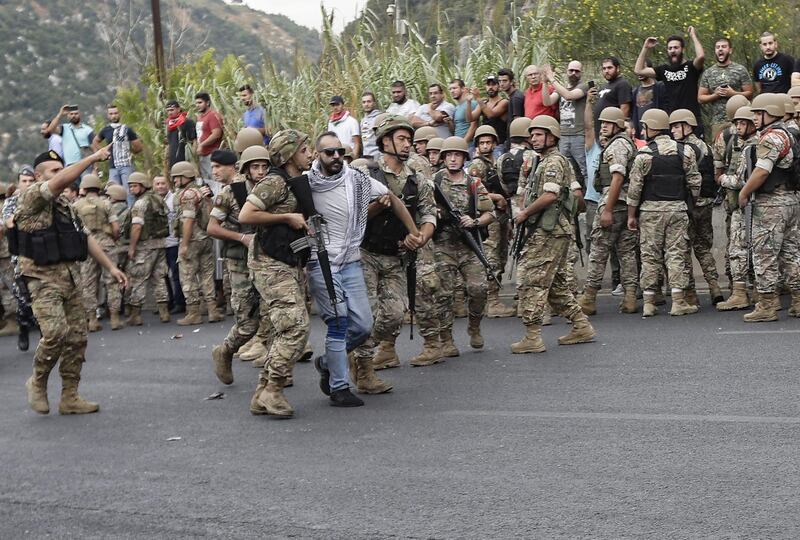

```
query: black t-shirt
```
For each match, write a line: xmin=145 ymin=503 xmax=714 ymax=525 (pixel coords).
xmin=753 ymin=52 xmax=795 ymax=93
xmin=654 ymin=60 xmax=702 ymax=115
xmin=166 ymin=118 xmax=197 ymax=167
xmin=593 ymin=76 xmax=633 ymax=139
xmin=98 ymin=124 xmax=139 ymax=168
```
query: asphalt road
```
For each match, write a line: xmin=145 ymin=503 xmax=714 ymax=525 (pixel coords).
xmin=1 ymin=295 xmax=800 ymax=539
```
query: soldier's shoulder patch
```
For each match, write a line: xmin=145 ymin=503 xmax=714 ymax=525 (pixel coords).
xmin=213 ymin=194 xmax=224 ymax=206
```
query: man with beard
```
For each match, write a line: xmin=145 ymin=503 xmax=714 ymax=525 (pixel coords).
xmin=752 ymin=32 xmax=795 ymax=94
xmin=360 ymin=91 xmax=383 ymax=160
xmin=194 ymin=92 xmax=224 ymax=181
xmin=308 ymin=132 xmax=420 ymax=406
xmin=631 ymin=59 xmax=668 ymax=140
xmin=92 ymin=104 xmax=143 ymax=205
xmin=468 ymin=75 xmax=509 ymax=152
xmin=589 ymin=57 xmax=633 ymax=142
xmin=635 ymin=28 xmax=705 ymax=133
xmin=411 ymin=84 xmax=455 ymax=139
xmin=239 ymin=84 xmax=269 ymax=144
xmin=542 ymin=61 xmax=589 ymax=179
xmin=699 ymin=37 xmax=754 ymax=141
xmin=165 ymin=100 xmax=197 ymax=168
xmin=45 ymin=105 xmax=95 ymax=176
xmin=449 ymin=79 xmax=478 ymax=144
xmin=499 ymin=68 xmax=526 ymax=148
xmin=386 ymin=80 xmax=421 ymax=120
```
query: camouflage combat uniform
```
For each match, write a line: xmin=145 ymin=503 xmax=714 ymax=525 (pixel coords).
xmin=125 ymin=190 xmax=169 ymax=309
xmin=175 ymin=182 xmax=216 ymax=308
xmin=0 ymin=212 xmax=15 ymax=320
xmin=712 ymin=124 xmax=743 ymax=280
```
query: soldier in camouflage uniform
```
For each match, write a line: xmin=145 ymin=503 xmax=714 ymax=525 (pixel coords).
xmin=511 ymin=116 xmax=595 ymax=354
xmin=737 ymin=93 xmax=800 ymax=322
xmin=18 ymin=148 xmax=127 ymax=415
xmin=207 ymin=146 xmax=268 ymax=385
xmin=238 ymin=129 xmax=313 ymax=417
xmin=717 ymin=106 xmax=758 ymax=310
xmin=427 ymin=136 xmax=495 ymax=363
xmin=468 ymin=125 xmax=516 ymax=318
xmin=669 ymin=109 xmax=724 ymax=306
xmin=73 ymin=174 xmax=121 ymax=332
xmin=123 ymin=172 xmax=170 ymax=326
xmin=0 ymin=181 xmax=17 ymax=336
xmin=426 ymin=137 xmax=444 ymax=173
xmin=171 ymin=161 xmax=223 ymax=325
xmin=351 ymin=114 xmax=436 ymax=384
xmin=626 ymin=109 xmax=702 ymax=317
xmin=578 ymin=107 xmax=639 ymax=315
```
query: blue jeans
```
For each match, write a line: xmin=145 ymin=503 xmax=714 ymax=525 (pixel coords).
xmin=108 ymin=165 xmax=135 ymax=207
xmin=165 ymin=245 xmax=185 ymax=307
xmin=307 ymin=260 xmax=373 ymax=392
xmin=558 ymin=134 xmax=587 ymax=181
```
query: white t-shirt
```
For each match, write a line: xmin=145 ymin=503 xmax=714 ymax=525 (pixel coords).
xmin=327 ymin=115 xmax=361 ymax=147
xmin=413 ymin=102 xmax=456 ymax=139
xmin=386 ymin=99 xmax=421 ymax=119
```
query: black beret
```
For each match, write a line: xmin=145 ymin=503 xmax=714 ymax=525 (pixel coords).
xmin=33 ymin=150 xmax=64 ymax=169
xmin=210 ymin=149 xmax=237 ymax=165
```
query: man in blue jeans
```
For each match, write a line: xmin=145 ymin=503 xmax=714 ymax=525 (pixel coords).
xmin=309 ymin=132 xmax=421 ymax=407
xmin=93 ymin=104 xmax=143 ymax=207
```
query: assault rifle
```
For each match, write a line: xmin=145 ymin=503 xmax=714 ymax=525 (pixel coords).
xmin=405 ymin=250 xmax=417 ymax=340
xmin=509 ymin=154 xmax=540 ymax=276
xmin=433 ymin=182 xmax=500 ymax=286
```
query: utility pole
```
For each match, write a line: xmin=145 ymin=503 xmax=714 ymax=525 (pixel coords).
xmin=151 ymin=0 xmax=167 ymax=94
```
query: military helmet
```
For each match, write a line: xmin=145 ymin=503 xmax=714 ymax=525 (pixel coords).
xmin=788 ymin=86 xmax=800 ymax=99
xmin=234 ymin=127 xmax=264 ymax=154
xmin=597 ymin=106 xmax=626 ymax=129
xmin=238 ymin=145 xmax=272 ymax=173
xmin=640 ymin=109 xmax=670 ymax=131
xmin=80 ymin=174 xmax=102 ymax=190
xmin=668 ymin=108 xmax=698 ymax=127
xmin=374 ymin=114 xmax=414 ymax=140
xmin=170 ymin=161 xmax=198 ymax=179
xmin=128 ymin=171 xmax=152 ymax=188
xmin=733 ymin=106 xmax=754 ymax=123
xmin=474 ymin=124 xmax=499 ymax=143
xmin=413 ymin=126 xmax=437 ymax=143
xmin=528 ymin=115 xmax=561 ymax=139
xmin=268 ymin=129 xmax=309 ymax=167
xmin=439 ymin=136 xmax=470 ymax=157
xmin=509 ymin=117 xmax=533 ymax=139
xmin=427 ymin=137 xmax=444 ymax=152
xmin=750 ymin=93 xmax=784 ymax=117
xmin=106 ymin=184 xmax=128 ymax=202
xmin=725 ymin=95 xmax=750 ymax=121
xmin=782 ymin=94 xmax=795 ymax=116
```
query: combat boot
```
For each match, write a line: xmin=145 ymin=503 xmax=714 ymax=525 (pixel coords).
xmin=743 ymin=293 xmax=779 ymax=322
xmin=487 ymin=291 xmax=516 ymax=318
xmin=177 ymin=303 xmax=203 ymax=326
xmin=249 ymin=381 xmax=268 ymax=415
xmin=684 ymin=288 xmax=700 ymax=308
xmin=510 ymin=325 xmax=546 ymax=354
xmin=717 ymin=282 xmax=750 ymax=311
xmin=558 ymin=313 xmax=596 ymax=345
xmin=109 ymin=310 xmax=123 ymax=330
xmin=206 ymin=302 xmax=225 ymax=323
xmin=578 ymin=286 xmax=598 ymax=315
xmin=619 ymin=288 xmax=638 ymax=314
xmin=642 ymin=293 xmax=657 ymax=317
xmin=58 ymin=383 xmax=100 ymax=415
xmin=372 ymin=341 xmax=400 ymax=370
xmin=670 ymin=291 xmax=699 ymax=316
xmin=789 ymin=291 xmax=800 ymax=317
xmin=439 ymin=330 xmax=460 ymax=357
xmin=354 ymin=356 xmax=393 ymax=394
xmin=126 ymin=305 xmax=143 ymax=327
xmin=467 ymin=316 xmax=484 ymax=349
xmin=212 ymin=343 xmax=234 ymax=385
xmin=86 ymin=312 xmax=102 ymax=333
xmin=256 ymin=380 xmax=294 ymax=418
xmin=240 ymin=340 xmax=267 ymax=361
xmin=708 ymin=280 xmax=724 ymax=305
xmin=157 ymin=302 xmax=171 ymax=323
xmin=410 ymin=337 xmax=444 ymax=367
xmin=298 ymin=341 xmax=313 ymax=363
xmin=26 ymin=373 xmax=50 ymax=414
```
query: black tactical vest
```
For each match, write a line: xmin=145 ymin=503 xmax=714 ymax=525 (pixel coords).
xmin=757 ymin=125 xmax=800 ymax=194
xmin=684 ymin=140 xmax=716 ymax=198
xmin=361 ymin=164 xmax=418 ymax=256
xmin=11 ymin=199 xmax=88 ymax=265
xmin=221 ymin=181 xmax=254 ymax=260
xmin=641 ymin=141 xmax=687 ymax=202
xmin=255 ymin=168 xmax=314 ymax=266
xmin=594 ymin=132 xmax=635 ymax=192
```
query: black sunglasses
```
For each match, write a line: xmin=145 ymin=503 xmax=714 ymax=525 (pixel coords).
xmin=321 ymin=147 xmax=346 ymax=157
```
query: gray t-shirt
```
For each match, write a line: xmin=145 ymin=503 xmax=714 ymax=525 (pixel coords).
xmin=414 ymin=102 xmax=456 ymax=139
xmin=559 ymin=83 xmax=589 ymax=136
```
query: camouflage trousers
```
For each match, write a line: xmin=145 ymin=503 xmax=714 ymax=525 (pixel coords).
xmin=223 ymin=260 xmax=259 ymax=353
xmin=687 ymin=203 xmax=719 ymax=288
xmin=724 ymin=191 xmax=738 ymax=279
xmin=727 ymin=207 xmax=749 ymax=283
xmin=127 ymin=247 xmax=169 ymax=307
xmin=415 ymin=242 xmax=443 ymax=339
xmin=353 ymin=249 xmax=406 ymax=361
xmin=27 ymin=274 xmax=87 ymax=384
xmin=638 ymin=210 xmax=691 ymax=291
xmin=483 ymin=220 xmax=510 ymax=295
xmin=81 ymin=242 xmax=121 ymax=314
xmin=565 ymin=240 xmax=580 ymax=295
xmin=178 ymin=237 xmax=216 ymax=306
xmin=252 ymin=259 xmax=309 ymax=384
xmin=516 ymin=232 xmax=582 ymax=327
xmin=434 ymin=239 xmax=487 ymax=332
xmin=0 ymin=257 xmax=15 ymax=315
xmin=751 ymin=201 xmax=800 ymax=294
xmin=585 ymin=205 xmax=639 ymax=290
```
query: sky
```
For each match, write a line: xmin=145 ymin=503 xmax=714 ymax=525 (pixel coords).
xmin=245 ymin=0 xmax=365 ymax=33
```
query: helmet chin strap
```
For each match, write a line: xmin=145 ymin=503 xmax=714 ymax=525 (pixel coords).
xmin=383 ymin=136 xmax=408 ymax=161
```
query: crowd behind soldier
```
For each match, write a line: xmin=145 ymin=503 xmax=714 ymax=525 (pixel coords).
xmin=2 ymin=27 xmax=800 ymax=420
